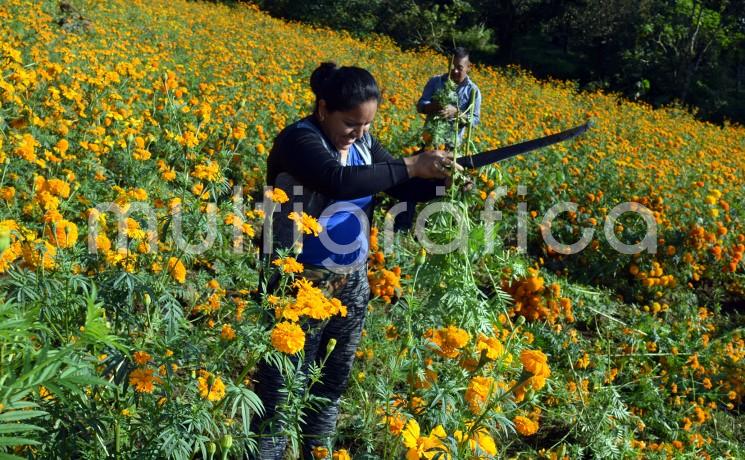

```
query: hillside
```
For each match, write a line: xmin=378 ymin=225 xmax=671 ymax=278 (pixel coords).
xmin=0 ymin=0 xmax=743 ymax=458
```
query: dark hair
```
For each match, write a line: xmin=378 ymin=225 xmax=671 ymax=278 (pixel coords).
xmin=309 ymin=62 xmax=380 ymax=113
xmin=452 ymin=47 xmax=470 ymax=61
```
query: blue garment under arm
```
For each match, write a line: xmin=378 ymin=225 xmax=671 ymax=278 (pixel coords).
xmin=417 ymin=76 xmax=441 ymax=112
xmin=470 ymin=86 xmax=482 ymax=126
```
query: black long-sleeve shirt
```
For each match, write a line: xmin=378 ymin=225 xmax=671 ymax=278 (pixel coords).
xmin=267 ymin=116 xmax=442 ymax=204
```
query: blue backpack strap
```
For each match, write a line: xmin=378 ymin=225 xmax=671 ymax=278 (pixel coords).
xmin=355 ymin=132 xmax=373 ymax=166
xmin=295 ymin=117 xmax=373 ymax=166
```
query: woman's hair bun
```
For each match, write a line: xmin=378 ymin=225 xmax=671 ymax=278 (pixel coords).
xmin=310 ymin=62 xmax=338 ymax=97
xmin=309 ymin=61 xmax=380 ymax=113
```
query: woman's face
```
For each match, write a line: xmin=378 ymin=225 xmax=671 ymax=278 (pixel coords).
xmin=318 ymin=99 xmax=378 ymax=152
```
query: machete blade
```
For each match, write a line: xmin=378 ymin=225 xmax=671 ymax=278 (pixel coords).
xmin=456 ymin=121 xmax=592 ymax=169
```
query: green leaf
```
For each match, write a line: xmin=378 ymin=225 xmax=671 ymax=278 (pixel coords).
xmin=0 ymin=424 xmax=44 ymax=434
xmin=0 ymin=411 xmax=47 ymax=423
xmin=0 ymin=436 xmax=42 ymax=447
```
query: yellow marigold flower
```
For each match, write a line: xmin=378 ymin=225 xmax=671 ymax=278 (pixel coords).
xmin=513 ymin=415 xmax=539 ymax=436
xmin=46 ymin=220 xmax=78 ymax=248
xmin=265 ymin=187 xmax=289 ymax=204
xmin=14 ymin=134 xmax=38 ymax=161
xmin=272 ymin=256 xmax=304 ymax=274
xmin=288 ymin=211 xmax=322 ymax=236
xmin=129 ymin=368 xmax=162 ymax=393
xmin=271 ymin=321 xmax=305 ymax=354
xmin=128 ymin=188 xmax=148 ymax=201
xmin=207 ymin=279 xmax=221 ymax=289
xmin=196 ymin=370 xmax=227 ymax=402
xmin=290 ymin=278 xmax=346 ymax=320
xmin=192 ymin=161 xmax=221 ymax=182
xmin=167 ymin=257 xmax=186 ymax=283
xmin=332 ymin=449 xmax=351 ymax=460
xmin=179 ymin=131 xmax=199 ymax=148
xmin=96 ymin=234 xmax=111 ymax=252
xmin=162 ymin=168 xmax=176 ymax=181
xmin=133 ymin=147 xmax=151 ymax=161
xmin=132 ymin=351 xmax=152 ymax=366
xmin=401 ymin=419 xmax=449 ymax=459
xmin=220 ymin=323 xmax=236 ymax=341
xmin=454 ymin=427 xmax=497 ymax=456
xmin=520 ymin=349 xmax=551 ymax=377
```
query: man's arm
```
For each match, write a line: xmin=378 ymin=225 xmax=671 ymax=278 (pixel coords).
xmin=470 ymin=86 xmax=481 ymax=126
xmin=416 ymin=77 xmax=441 ymax=115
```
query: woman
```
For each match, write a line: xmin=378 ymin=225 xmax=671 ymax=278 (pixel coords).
xmin=253 ymin=62 xmax=457 ymax=458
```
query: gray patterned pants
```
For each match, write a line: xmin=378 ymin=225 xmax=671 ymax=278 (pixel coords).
xmin=251 ymin=265 xmax=369 ymax=459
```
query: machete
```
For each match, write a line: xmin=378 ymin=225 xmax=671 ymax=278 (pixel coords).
xmin=455 ymin=121 xmax=592 ymax=169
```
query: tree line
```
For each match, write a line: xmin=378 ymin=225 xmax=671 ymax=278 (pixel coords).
xmin=248 ymin=0 xmax=745 ymax=125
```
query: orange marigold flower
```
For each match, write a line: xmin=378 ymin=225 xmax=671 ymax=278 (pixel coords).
xmin=465 ymin=376 xmax=495 ymax=413
xmin=513 ymin=415 xmax=539 ymax=436
xmin=312 ymin=446 xmax=329 ymax=459
xmin=520 ymin=349 xmax=551 ymax=377
xmin=0 ymin=186 xmax=15 ymax=201
xmin=132 ymin=351 xmax=152 ymax=366
xmin=196 ymin=370 xmax=226 ymax=401
xmin=425 ymin=325 xmax=470 ymax=358
xmin=129 ymin=368 xmax=162 ymax=393
xmin=475 ymin=334 xmax=505 ymax=360
xmin=46 ymin=220 xmax=78 ymax=248
xmin=220 ymin=323 xmax=236 ymax=341
xmin=167 ymin=257 xmax=186 ymax=283
xmin=332 ymin=449 xmax=351 ymax=460
xmin=271 ymin=321 xmax=305 ymax=354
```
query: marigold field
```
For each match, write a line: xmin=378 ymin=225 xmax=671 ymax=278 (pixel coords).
xmin=0 ymin=0 xmax=743 ymax=459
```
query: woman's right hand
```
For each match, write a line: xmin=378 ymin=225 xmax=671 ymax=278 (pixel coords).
xmin=403 ymin=150 xmax=462 ymax=179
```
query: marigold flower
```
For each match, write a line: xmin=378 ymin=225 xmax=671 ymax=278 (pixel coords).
xmin=220 ymin=323 xmax=236 ymax=341
xmin=271 ymin=321 xmax=305 ymax=354
xmin=384 ymin=412 xmax=407 ymax=436
xmin=46 ymin=219 xmax=78 ymax=248
xmin=196 ymin=370 xmax=226 ymax=401
xmin=475 ymin=334 xmax=505 ymax=360
xmin=425 ymin=325 xmax=470 ymax=358
xmin=312 ymin=446 xmax=329 ymax=459
xmin=465 ymin=376 xmax=495 ymax=413
xmin=453 ymin=427 xmax=497 ymax=456
xmin=272 ymin=256 xmax=304 ymax=274
xmin=331 ymin=449 xmax=350 ymax=460
xmin=167 ymin=257 xmax=186 ymax=283
xmin=192 ymin=161 xmax=221 ymax=182
xmin=0 ymin=186 xmax=15 ymax=201
xmin=265 ymin=187 xmax=289 ymax=204
xmin=288 ymin=211 xmax=322 ymax=236
xmin=132 ymin=350 xmax=152 ymax=365
xmin=129 ymin=368 xmax=162 ymax=393
xmin=401 ymin=419 xmax=449 ymax=459
xmin=520 ymin=349 xmax=551 ymax=378
xmin=513 ymin=415 xmax=538 ymax=436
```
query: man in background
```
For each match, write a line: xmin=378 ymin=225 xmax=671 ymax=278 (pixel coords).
xmin=417 ymin=46 xmax=481 ymax=141
xmin=394 ymin=47 xmax=481 ymax=232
